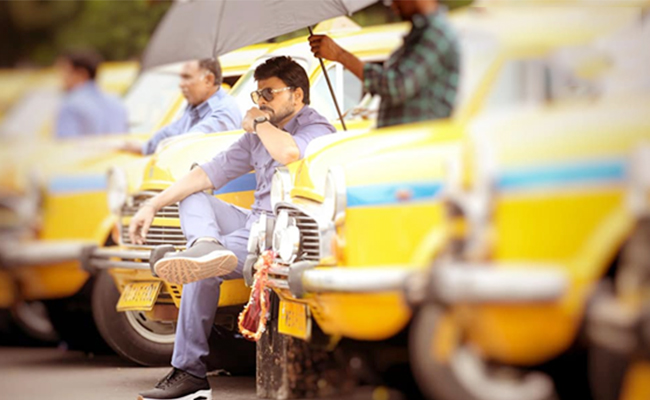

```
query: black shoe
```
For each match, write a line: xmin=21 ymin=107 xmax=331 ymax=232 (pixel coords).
xmin=153 ymin=240 xmax=237 ymax=284
xmin=138 ymin=368 xmax=211 ymax=400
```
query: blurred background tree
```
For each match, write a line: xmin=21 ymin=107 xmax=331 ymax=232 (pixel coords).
xmin=0 ymin=0 xmax=172 ymax=68
xmin=0 ymin=0 xmax=470 ymax=68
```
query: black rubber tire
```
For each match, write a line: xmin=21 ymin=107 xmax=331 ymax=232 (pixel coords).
xmin=588 ymin=217 xmax=650 ymax=400
xmin=91 ymin=270 xmax=173 ymax=366
xmin=409 ymin=304 xmax=557 ymax=400
xmin=410 ymin=304 xmax=480 ymax=400
xmin=9 ymin=300 xmax=59 ymax=343
xmin=44 ymin=276 xmax=111 ymax=353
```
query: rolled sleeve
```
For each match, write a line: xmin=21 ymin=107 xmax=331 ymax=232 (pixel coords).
xmin=142 ymin=118 xmax=184 ymax=155
xmin=292 ymin=123 xmax=336 ymax=159
xmin=200 ymin=133 xmax=254 ymax=190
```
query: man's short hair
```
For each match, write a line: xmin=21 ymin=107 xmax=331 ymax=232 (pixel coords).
xmin=198 ymin=58 xmax=223 ymax=87
xmin=254 ymin=56 xmax=310 ymax=105
xmin=61 ymin=50 xmax=103 ymax=80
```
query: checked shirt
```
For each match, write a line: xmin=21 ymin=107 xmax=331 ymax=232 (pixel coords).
xmin=364 ymin=11 xmax=460 ymax=128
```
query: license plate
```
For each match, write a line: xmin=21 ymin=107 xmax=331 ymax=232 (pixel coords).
xmin=117 ymin=281 xmax=162 ymax=312
xmin=278 ymin=299 xmax=311 ymax=341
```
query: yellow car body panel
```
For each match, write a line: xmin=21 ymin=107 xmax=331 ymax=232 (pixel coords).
xmin=458 ymin=96 xmax=650 ymax=365
xmin=0 ymin=269 xmax=17 ymax=308
xmin=620 ymin=362 xmax=650 ymax=400
xmin=275 ymin=7 xmax=639 ymax=341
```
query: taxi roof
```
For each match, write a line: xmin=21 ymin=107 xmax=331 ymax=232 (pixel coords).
xmin=453 ymin=6 xmax=641 ymax=55
xmin=150 ymin=42 xmax=277 ymax=77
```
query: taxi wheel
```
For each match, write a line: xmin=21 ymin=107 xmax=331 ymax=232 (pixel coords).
xmin=10 ymin=300 xmax=58 ymax=343
xmin=589 ymin=218 xmax=650 ymax=400
xmin=92 ymin=270 xmax=174 ymax=366
xmin=409 ymin=304 xmax=557 ymax=400
xmin=44 ymin=277 xmax=111 ymax=353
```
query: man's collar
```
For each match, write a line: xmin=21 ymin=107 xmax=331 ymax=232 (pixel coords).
xmin=282 ymin=105 xmax=309 ymax=134
xmin=70 ymin=81 xmax=97 ymax=94
xmin=191 ymin=88 xmax=223 ymax=118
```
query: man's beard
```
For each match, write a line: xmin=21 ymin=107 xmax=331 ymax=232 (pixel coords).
xmin=259 ymin=99 xmax=295 ymax=126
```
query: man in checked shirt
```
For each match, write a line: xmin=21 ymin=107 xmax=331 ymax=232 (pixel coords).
xmin=309 ymin=0 xmax=460 ymax=128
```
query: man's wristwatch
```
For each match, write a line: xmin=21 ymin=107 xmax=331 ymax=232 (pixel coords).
xmin=253 ymin=116 xmax=270 ymax=132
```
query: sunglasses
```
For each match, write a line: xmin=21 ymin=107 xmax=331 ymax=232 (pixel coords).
xmin=250 ymin=86 xmax=293 ymax=104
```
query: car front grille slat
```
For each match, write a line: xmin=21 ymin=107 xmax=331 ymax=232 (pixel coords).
xmin=276 ymin=204 xmax=321 ymax=262
xmin=119 ymin=191 xmax=186 ymax=248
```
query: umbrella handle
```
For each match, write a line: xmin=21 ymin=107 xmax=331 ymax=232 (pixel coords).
xmin=309 ymin=27 xmax=347 ymax=132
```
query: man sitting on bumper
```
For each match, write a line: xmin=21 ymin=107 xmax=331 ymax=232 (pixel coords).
xmin=128 ymin=56 xmax=335 ymax=400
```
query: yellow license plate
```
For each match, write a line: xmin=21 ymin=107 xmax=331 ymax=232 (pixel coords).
xmin=117 ymin=281 xmax=162 ymax=312
xmin=278 ymin=299 xmax=311 ymax=341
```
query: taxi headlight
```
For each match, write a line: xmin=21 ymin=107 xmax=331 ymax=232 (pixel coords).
xmin=321 ymin=166 xmax=347 ymax=221
xmin=107 ymin=167 xmax=128 ymax=215
xmin=14 ymin=171 xmax=42 ymax=225
xmin=271 ymin=166 xmax=292 ymax=210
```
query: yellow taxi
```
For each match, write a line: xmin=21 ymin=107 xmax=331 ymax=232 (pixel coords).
xmin=0 ymin=44 xmax=270 ymax=347
xmin=85 ymin=19 xmax=412 ymax=366
xmin=237 ymin=5 xmax=642 ymax=394
xmin=402 ymin=10 xmax=650 ymax=400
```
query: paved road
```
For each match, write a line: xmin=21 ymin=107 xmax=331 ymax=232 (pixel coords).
xmin=0 ymin=347 xmax=407 ymax=400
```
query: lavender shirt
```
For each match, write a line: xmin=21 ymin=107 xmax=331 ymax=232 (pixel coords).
xmin=200 ymin=105 xmax=335 ymax=224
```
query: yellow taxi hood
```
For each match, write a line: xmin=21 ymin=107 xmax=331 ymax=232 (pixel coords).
xmin=291 ymin=120 xmax=460 ymax=202
xmin=0 ymin=132 xmax=148 ymax=195
xmin=144 ymin=130 xmax=245 ymax=185
xmin=472 ymin=94 xmax=650 ymax=173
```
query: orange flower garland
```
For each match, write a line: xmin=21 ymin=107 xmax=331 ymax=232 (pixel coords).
xmin=237 ymin=250 xmax=276 ymax=342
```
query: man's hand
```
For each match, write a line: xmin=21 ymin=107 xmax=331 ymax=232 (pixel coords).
xmin=309 ymin=34 xmax=365 ymax=80
xmin=242 ymin=108 xmax=270 ymax=133
xmin=120 ymin=140 xmax=144 ymax=154
xmin=308 ymin=34 xmax=343 ymax=62
xmin=128 ymin=203 xmax=156 ymax=245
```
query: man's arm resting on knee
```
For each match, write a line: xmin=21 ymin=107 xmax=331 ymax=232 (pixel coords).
xmin=129 ymin=167 xmax=213 ymax=244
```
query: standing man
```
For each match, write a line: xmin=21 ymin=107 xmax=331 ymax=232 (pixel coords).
xmin=129 ymin=56 xmax=335 ymax=400
xmin=56 ymin=50 xmax=128 ymax=138
xmin=122 ymin=58 xmax=242 ymax=155
xmin=309 ymin=0 xmax=460 ymax=128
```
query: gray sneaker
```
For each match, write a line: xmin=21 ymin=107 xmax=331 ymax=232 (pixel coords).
xmin=153 ymin=240 xmax=237 ymax=284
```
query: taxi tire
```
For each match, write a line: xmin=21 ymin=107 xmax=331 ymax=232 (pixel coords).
xmin=44 ymin=277 xmax=112 ymax=353
xmin=91 ymin=270 xmax=173 ymax=366
xmin=589 ymin=218 xmax=650 ymax=400
xmin=409 ymin=304 xmax=557 ymax=400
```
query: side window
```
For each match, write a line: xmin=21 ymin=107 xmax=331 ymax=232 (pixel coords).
xmin=310 ymin=64 xmax=339 ymax=121
xmin=483 ymin=59 xmax=547 ymax=112
xmin=310 ymin=63 xmax=364 ymax=122
xmin=342 ymin=67 xmax=363 ymax=112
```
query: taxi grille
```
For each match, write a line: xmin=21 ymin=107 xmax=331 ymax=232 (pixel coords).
xmin=275 ymin=204 xmax=320 ymax=262
xmin=120 ymin=191 xmax=186 ymax=248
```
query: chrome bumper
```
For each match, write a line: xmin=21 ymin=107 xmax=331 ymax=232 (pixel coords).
xmin=82 ymin=246 xmax=152 ymax=273
xmin=245 ymin=256 xmax=569 ymax=303
xmin=0 ymin=239 xmax=96 ymax=268
xmin=244 ymin=255 xmax=414 ymax=298
xmin=426 ymin=262 xmax=570 ymax=304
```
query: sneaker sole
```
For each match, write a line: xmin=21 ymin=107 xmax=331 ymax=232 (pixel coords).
xmin=154 ymin=250 xmax=237 ymax=284
xmin=139 ymin=389 xmax=212 ymax=400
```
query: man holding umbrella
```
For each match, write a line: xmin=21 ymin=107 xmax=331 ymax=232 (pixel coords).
xmin=309 ymin=0 xmax=460 ymax=128
xmin=129 ymin=56 xmax=335 ymax=400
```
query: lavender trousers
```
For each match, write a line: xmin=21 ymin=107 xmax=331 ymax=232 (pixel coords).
xmin=171 ymin=192 xmax=252 ymax=378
